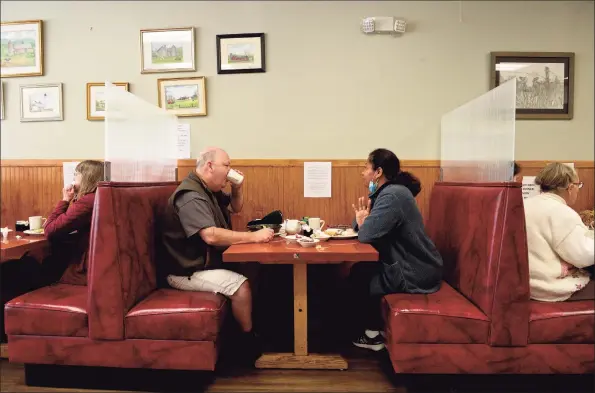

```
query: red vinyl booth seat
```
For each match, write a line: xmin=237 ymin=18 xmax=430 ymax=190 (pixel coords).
xmin=5 ymin=182 xmax=229 ymax=371
xmin=383 ymin=182 xmax=594 ymax=374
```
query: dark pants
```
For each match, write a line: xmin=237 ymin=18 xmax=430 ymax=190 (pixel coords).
xmin=0 ymin=256 xmax=44 ymax=341
xmin=0 ymin=254 xmax=68 ymax=341
xmin=348 ymin=262 xmax=384 ymax=335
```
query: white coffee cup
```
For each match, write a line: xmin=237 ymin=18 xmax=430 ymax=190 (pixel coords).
xmin=29 ymin=216 xmax=45 ymax=230
xmin=227 ymin=169 xmax=244 ymax=186
xmin=308 ymin=217 xmax=326 ymax=231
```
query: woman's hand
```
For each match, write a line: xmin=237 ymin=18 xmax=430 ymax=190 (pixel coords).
xmin=63 ymin=185 xmax=75 ymax=202
xmin=352 ymin=196 xmax=371 ymax=227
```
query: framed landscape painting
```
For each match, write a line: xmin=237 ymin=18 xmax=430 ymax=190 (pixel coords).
xmin=1 ymin=20 xmax=43 ymax=78
xmin=490 ymin=52 xmax=574 ymax=120
xmin=86 ymin=82 xmax=129 ymax=120
xmin=157 ymin=76 xmax=206 ymax=117
xmin=140 ymin=27 xmax=195 ymax=74
xmin=20 ymin=83 xmax=63 ymax=122
xmin=216 ymin=33 xmax=266 ymax=74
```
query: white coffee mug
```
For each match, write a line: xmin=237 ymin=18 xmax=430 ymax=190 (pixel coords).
xmin=29 ymin=216 xmax=45 ymax=230
xmin=308 ymin=217 xmax=326 ymax=231
xmin=227 ymin=169 xmax=244 ymax=186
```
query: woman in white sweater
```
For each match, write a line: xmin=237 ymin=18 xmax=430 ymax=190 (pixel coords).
xmin=524 ymin=163 xmax=594 ymax=302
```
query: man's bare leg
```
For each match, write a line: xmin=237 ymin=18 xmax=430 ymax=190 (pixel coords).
xmin=230 ymin=280 xmax=253 ymax=332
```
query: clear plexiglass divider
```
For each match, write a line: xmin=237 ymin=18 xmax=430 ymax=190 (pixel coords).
xmin=440 ymin=78 xmax=516 ymax=183
xmin=104 ymin=81 xmax=178 ymax=182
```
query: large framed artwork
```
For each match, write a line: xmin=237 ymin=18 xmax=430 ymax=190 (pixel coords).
xmin=20 ymin=83 xmax=63 ymax=122
xmin=86 ymin=82 xmax=129 ymax=120
xmin=157 ymin=76 xmax=207 ymax=117
xmin=1 ymin=20 xmax=43 ymax=78
xmin=216 ymin=33 xmax=266 ymax=74
xmin=140 ymin=27 xmax=195 ymax=74
xmin=490 ymin=52 xmax=574 ymax=120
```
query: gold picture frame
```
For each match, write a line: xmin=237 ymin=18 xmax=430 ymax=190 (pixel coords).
xmin=1 ymin=20 xmax=43 ymax=78
xmin=157 ymin=76 xmax=207 ymax=117
xmin=140 ymin=27 xmax=196 ymax=74
xmin=86 ymin=82 xmax=129 ymax=121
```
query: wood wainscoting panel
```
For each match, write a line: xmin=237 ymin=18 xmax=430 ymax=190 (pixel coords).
xmin=2 ymin=159 xmax=593 ymax=230
xmin=1 ymin=162 xmax=65 ymax=229
xmin=178 ymin=159 xmax=442 ymax=228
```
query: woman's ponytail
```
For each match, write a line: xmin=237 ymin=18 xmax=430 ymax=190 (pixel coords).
xmin=395 ymin=171 xmax=422 ymax=197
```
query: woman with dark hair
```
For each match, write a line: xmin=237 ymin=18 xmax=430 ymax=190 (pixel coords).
xmin=513 ymin=161 xmax=521 ymax=182
xmin=349 ymin=148 xmax=443 ymax=351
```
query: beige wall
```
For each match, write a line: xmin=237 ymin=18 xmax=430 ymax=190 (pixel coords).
xmin=1 ymin=1 xmax=593 ymax=160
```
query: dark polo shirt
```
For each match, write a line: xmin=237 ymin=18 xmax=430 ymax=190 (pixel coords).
xmin=175 ymin=190 xmax=232 ymax=238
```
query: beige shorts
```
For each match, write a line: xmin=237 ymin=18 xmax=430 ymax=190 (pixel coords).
xmin=167 ymin=269 xmax=248 ymax=297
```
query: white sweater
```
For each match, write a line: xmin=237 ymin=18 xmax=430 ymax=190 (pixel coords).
xmin=524 ymin=193 xmax=594 ymax=302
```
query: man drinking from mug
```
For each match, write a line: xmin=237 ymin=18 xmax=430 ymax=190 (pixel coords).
xmin=161 ymin=147 xmax=273 ymax=365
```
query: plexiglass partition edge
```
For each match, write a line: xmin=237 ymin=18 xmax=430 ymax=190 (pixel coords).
xmin=440 ymin=79 xmax=516 ymax=182
xmin=104 ymin=81 xmax=178 ymax=182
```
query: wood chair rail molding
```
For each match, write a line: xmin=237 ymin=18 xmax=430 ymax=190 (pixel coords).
xmin=1 ymin=159 xmax=593 ymax=230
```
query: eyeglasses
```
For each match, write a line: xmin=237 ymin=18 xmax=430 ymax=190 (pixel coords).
xmin=572 ymin=182 xmax=584 ymax=189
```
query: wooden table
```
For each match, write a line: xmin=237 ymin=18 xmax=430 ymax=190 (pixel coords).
xmin=1 ymin=232 xmax=49 ymax=263
xmin=223 ymin=238 xmax=378 ymax=370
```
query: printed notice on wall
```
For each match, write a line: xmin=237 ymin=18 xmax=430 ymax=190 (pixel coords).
xmin=176 ymin=123 xmax=191 ymax=159
xmin=304 ymin=162 xmax=332 ymax=198
xmin=63 ymin=161 xmax=80 ymax=188
xmin=522 ymin=176 xmax=540 ymax=200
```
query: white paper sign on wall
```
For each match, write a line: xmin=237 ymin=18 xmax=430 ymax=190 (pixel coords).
xmin=522 ymin=176 xmax=540 ymax=200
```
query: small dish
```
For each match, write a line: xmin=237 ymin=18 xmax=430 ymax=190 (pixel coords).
xmin=283 ymin=235 xmax=300 ymax=244
xmin=297 ymin=238 xmax=320 ymax=248
xmin=23 ymin=229 xmax=44 ymax=236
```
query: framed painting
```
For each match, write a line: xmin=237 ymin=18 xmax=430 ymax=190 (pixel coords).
xmin=490 ymin=52 xmax=574 ymax=120
xmin=1 ymin=20 xmax=43 ymax=78
xmin=216 ymin=33 xmax=266 ymax=74
xmin=157 ymin=76 xmax=206 ymax=117
xmin=140 ymin=27 xmax=195 ymax=74
xmin=86 ymin=82 xmax=129 ymax=120
xmin=20 ymin=83 xmax=63 ymax=122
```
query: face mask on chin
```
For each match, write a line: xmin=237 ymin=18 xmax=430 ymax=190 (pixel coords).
xmin=368 ymin=179 xmax=378 ymax=194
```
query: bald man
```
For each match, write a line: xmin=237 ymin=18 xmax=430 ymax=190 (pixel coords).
xmin=161 ymin=147 xmax=273 ymax=363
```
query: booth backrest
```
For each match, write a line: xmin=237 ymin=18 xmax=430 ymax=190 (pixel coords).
xmin=426 ymin=182 xmax=530 ymax=346
xmin=87 ymin=181 xmax=179 ymax=340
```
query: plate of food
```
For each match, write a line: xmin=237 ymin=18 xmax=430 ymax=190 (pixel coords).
xmin=311 ymin=231 xmax=331 ymax=242
xmin=23 ymin=228 xmax=44 ymax=236
xmin=324 ymin=228 xmax=358 ymax=239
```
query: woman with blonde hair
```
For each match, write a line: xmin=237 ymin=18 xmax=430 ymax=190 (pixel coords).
xmin=43 ymin=160 xmax=105 ymax=285
xmin=524 ymin=162 xmax=594 ymax=302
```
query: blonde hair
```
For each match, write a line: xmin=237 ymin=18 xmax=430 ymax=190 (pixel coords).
xmin=535 ymin=162 xmax=578 ymax=193
xmin=75 ymin=160 xmax=104 ymax=200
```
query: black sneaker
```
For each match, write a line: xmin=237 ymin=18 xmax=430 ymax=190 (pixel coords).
xmin=241 ymin=331 xmax=263 ymax=366
xmin=352 ymin=332 xmax=385 ymax=351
